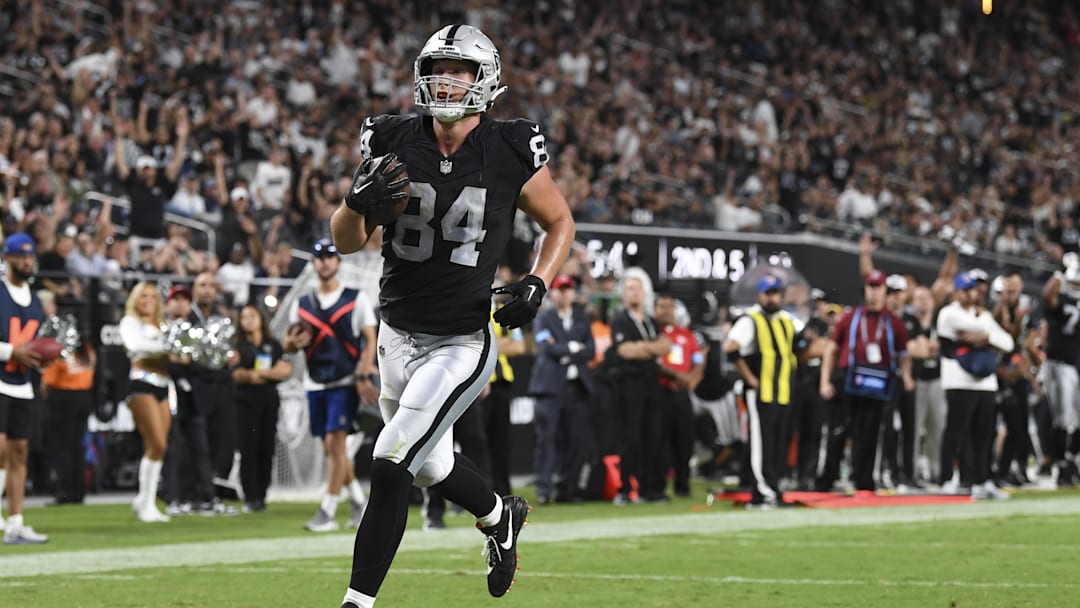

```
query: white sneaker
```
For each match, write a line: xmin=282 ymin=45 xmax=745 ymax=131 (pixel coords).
xmin=3 ymin=524 xmax=48 ymax=544
xmin=980 ymin=481 xmax=1010 ymax=500
xmin=303 ymin=508 xmax=339 ymax=532
xmin=165 ymin=502 xmax=192 ymax=516
xmin=880 ymin=470 xmax=896 ymax=490
xmin=138 ymin=504 xmax=171 ymax=523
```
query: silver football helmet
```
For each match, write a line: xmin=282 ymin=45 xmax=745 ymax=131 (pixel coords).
xmin=1064 ymin=266 xmax=1080 ymax=299
xmin=414 ymin=25 xmax=507 ymax=123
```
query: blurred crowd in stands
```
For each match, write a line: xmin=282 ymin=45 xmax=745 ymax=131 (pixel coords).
xmin=2 ymin=0 xmax=1080 ymax=295
xmin=4 ymin=0 xmax=1080 ymax=534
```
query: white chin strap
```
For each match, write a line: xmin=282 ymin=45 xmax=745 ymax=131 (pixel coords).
xmin=431 ymin=106 xmax=468 ymax=123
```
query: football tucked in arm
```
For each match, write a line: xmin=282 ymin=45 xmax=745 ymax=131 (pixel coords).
xmin=344 ymin=154 xmax=411 ymax=225
xmin=363 ymin=196 xmax=409 ymax=226
xmin=288 ymin=320 xmax=314 ymax=341
xmin=26 ymin=337 xmax=63 ymax=365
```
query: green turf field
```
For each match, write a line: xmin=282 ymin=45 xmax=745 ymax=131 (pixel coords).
xmin=3 ymin=486 xmax=1080 ymax=607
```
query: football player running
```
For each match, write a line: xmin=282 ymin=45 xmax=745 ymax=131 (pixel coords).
xmin=331 ymin=25 xmax=575 ymax=607
xmin=1041 ymin=265 xmax=1080 ymax=485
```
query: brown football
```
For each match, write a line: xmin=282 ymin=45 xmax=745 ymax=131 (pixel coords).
xmin=26 ymin=337 xmax=63 ymax=364
xmin=288 ymin=320 xmax=314 ymax=339
xmin=365 ymin=197 xmax=408 ymax=226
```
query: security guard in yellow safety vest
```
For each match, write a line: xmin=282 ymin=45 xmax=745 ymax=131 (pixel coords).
xmin=724 ymin=276 xmax=829 ymax=508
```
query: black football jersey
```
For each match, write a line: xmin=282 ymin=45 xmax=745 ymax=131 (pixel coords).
xmin=360 ymin=114 xmax=549 ymax=335
xmin=1044 ymin=294 xmax=1080 ymax=363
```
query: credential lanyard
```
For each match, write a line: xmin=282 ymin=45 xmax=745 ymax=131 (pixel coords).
xmin=859 ymin=310 xmax=886 ymax=345
xmin=629 ymin=311 xmax=656 ymax=341
xmin=849 ymin=307 xmax=895 ymax=371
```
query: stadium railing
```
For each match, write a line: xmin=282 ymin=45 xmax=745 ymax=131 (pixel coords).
xmin=49 ymin=0 xmax=112 ymax=36
xmin=85 ymin=191 xmax=218 ymax=262
xmin=0 ymin=64 xmax=39 ymax=99
xmin=803 ymin=215 xmax=1059 ymax=281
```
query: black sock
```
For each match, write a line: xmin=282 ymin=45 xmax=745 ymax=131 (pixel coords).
xmin=1052 ymin=428 xmax=1068 ymax=461
xmin=430 ymin=453 xmax=498 ymax=518
xmin=348 ymin=459 xmax=414 ymax=597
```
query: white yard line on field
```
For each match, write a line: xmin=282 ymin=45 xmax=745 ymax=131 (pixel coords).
xmin=3 ymin=497 xmax=1080 ymax=579
xmin=8 ymin=566 xmax=1073 ymax=592
xmin=392 ymin=568 xmax=1080 ymax=590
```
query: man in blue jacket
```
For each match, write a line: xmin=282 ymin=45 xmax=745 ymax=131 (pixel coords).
xmin=0 ymin=233 xmax=48 ymax=544
xmin=528 ymin=275 xmax=596 ymax=504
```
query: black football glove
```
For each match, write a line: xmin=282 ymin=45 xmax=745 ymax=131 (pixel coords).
xmin=492 ymin=274 xmax=547 ymax=329
xmin=344 ymin=153 xmax=409 ymax=215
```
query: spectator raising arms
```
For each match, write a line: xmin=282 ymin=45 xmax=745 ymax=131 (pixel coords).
xmin=111 ymin=100 xmax=188 ymax=243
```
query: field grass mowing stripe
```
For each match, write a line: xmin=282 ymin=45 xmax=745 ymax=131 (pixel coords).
xmin=65 ymin=564 xmax=1080 ymax=592
xmin=3 ymin=496 xmax=1080 ymax=579
xmin=692 ymin=538 xmax=1080 ymax=551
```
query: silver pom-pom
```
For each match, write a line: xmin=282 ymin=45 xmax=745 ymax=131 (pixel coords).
xmin=202 ymin=316 xmax=236 ymax=370
xmin=38 ymin=314 xmax=81 ymax=358
xmin=161 ymin=316 xmax=235 ymax=370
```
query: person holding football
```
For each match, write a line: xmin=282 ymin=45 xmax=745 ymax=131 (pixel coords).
xmin=119 ymin=282 xmax=173 ymax=522
xmin=0 ymin=233 xmax=49 ymax=544
xmin=330 ymin=25 xmax=575 ymax=607
xmin=282 ymin=239 xmax=378 ymax=532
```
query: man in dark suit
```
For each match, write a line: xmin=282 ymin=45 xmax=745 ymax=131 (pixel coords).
xmin=528 ymin=275 xmax=596 ymax=505
xmin=169 ymin=272 xmax=239 ymax=515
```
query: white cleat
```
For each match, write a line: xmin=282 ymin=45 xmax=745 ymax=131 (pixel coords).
xmin=972 ymin=481 xmax=1010 ymax=500
xmin=3 ymin=524 xmax=48 ymax=544
xmin=138 ymin=504 xmax=172 ymax=523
